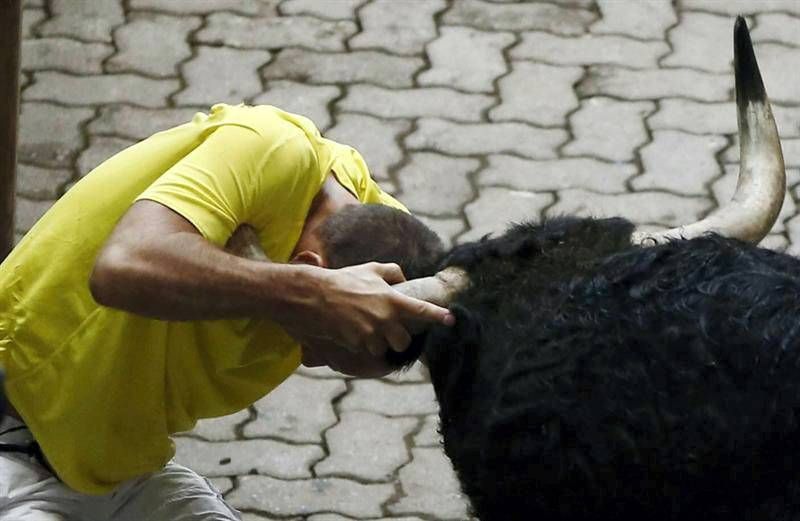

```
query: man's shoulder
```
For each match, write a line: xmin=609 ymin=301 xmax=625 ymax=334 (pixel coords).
xmin=210 ymin=103 xmax=320 ymax=143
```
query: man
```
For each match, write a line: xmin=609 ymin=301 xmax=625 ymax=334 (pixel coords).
xmin=0 ymin=103 xmax=453 ymax=519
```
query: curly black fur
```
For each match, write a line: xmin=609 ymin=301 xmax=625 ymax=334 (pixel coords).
xmin=391 ymin=216 xmax=800 ymax=521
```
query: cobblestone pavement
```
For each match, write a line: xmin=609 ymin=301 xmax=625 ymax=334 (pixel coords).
xmin=14 ymin=0 xmax=800 ymax=519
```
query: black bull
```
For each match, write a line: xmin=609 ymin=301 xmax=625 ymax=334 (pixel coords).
xmin=382 ymin=15 xmax=798 ymax=521
xmin=392 ymin=217 xmax=800 ymax=520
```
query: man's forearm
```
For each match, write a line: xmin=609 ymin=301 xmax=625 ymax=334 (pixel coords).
xmin=90 ymin=231 xmax=318 ymax=321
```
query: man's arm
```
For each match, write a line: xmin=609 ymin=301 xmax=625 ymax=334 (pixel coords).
xmin=90 ymin=200 xmax=452 ymax=352
xmin=90 ymin=200 xmax=307 ymax=320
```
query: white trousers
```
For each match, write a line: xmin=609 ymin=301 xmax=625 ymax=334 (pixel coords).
xmin=0 ymin=417 xmax=241 ymax=521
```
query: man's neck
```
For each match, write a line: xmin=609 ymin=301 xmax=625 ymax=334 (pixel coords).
xmin=292 ymin=173 xmax=359 ymax=257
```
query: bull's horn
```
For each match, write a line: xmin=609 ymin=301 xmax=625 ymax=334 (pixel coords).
xmin=631 ymin=16 xmax=785 ymax=245
xmin=392 ymin=266 xmax=469 ymax=307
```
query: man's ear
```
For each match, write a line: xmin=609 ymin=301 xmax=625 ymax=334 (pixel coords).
xmin=291 ymin=250 xmax=327 ymax=268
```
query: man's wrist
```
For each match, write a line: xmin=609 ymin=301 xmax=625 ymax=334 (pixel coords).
xmin=255 ymin=262 xmax=326 ymax=322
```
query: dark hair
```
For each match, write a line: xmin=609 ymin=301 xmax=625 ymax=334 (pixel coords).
xmin=316 ymin=204 xmax=445 ymax=280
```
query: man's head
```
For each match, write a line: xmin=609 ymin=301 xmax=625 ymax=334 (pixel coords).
xmin=314 ymin=204 xmax=444 ymax=278
xmin=292 ymin=203 xmax=445 ymax=376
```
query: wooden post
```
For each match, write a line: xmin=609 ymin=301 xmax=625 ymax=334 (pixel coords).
xmin=0 ymin=1 xmax=21 ymax=261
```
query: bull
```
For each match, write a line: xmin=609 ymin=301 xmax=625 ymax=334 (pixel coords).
xmin=241 ymin=17 xmax=795 ymax=521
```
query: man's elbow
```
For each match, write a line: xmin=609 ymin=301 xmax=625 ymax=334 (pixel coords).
xmin=89 ymin=244 xmax=131 ymax=307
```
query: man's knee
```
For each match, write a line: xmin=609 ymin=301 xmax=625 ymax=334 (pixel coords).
xmin=108 ymin=462 xmax=241 ymax=521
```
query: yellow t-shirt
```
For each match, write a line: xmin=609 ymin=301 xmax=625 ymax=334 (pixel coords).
xmin=0 ymin=103 xmax=406 ymax=494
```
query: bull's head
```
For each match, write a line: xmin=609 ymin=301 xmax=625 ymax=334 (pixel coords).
xmin=394 ymin=16 xmax=785 ymax=307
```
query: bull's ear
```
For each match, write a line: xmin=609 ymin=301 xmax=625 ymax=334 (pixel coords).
xmin=534 ymin=217 xmax=635 ymax=251
xmin=586 ymin=218 xmax=636 ymax=249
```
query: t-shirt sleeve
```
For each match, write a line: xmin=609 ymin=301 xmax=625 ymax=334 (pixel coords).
xmin=364 ymin=178 xmax=409 ymax=213
xmin=135 ymin=124 xmax=318 ymax=245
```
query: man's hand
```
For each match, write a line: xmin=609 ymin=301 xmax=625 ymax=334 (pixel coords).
xmin=279 ymin=262 xmax=454 ymax=357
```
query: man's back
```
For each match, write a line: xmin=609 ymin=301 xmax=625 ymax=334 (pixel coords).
xmin=0 ymin=104 xmax=403 ymax=494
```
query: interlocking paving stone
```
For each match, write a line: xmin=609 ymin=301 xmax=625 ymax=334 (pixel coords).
xmin=325 ymin=113 xmax=411 ymax=181
xmin=295 ymin=365 xmax=353 ymax=380
xmin=130 ymin=0 xmax=280 ymax=16
xmin=387 ymin=448 xmax=470 ymax=520
xmin=479 ymin=155 xmax=634 ymax=193
xmin=591 ymin=0 xmax=676 ymax=40
xmin=679 ymin=0 xmax=800 ymax=16
xmin=512 ymin=32 xmax=668 ymax=68
xmin=308 ymin=514 xmax=426 ymax=521
xmin=395 ymin=153 xmax=479 ymax=216
xmin=338 ymin=85 xmax=493 ymax=122
xmin=789 ymin=168 xmax=800 ymax=189
xmin=490 ymin=61 xmax=582 ymax=127
xmin=762 ymin=234 xmax=789 ymax=252
xmin=245 ymin=374 xmax=346 ymax=443
xmin=711 ymin=164 xmax=796 ymax=235
xmin=550 ymin=0 xmax=596 ymax=6
xmin=406 ymin=118 xmax=566 ymax=159
xmin=564 ymin=97 xmax=654 ymax=162
xmin=461 ymin=186 xmax=554 ymax=242
xmin=229 ymin=476 xmax=394 ymax=518
xmin=77 ymin=136 xmax=137 ymax=177
xmin=379 ymin=178 xmax=399 ymax=198
xmin=418 ymin=26 xmax=514 ymax=94
xmin=647 ymin=99 xmax=800 ymax=138
xmin=443 ymin=0 xmax=596 ymax=35
xmin=382 ymin=362 xmax=429 ymax=385
xmin=209 ymin=477 xmax=234 ymax=496
xmin=184 ymin=409 xmax=251 ymax=441
xmin=263 ymin=49 xmax=423 ymax=88
xmin=17 ymin=164 xmax=73 ymax=199
xmin=649 ymin=100 xmax=737 ymax=135
xmin=547 ymin=189 xmax=711 ymax=227
xmin=18 ymin=102 xmax=94 ymax=168
xmin=280 ymin=0 xmax=367 ymax=20
xmin=339 ymin=380 xmax=438 ymax=417
xmin=15 ymin=198 xmax=55 ymax=234
xmin=174 ymin=46 xmax=271 ymax=106
xmin=315 ymin=411 xmax=417 ymax=482
xmin=663 ymin=12 xmax=734 ymax=74
xmin=720 ymin=136 xmax=739 ymax=164
xmin=784 ymin=206 xmax=800 ymax=256
xmin=25 ymin=72 xmax=179 ymax=108
xmin=633 ymin=130 xmax=727 ymax=196
xmin=750 ymin=44 xmax=800 ymax=105
xmin=253 ymin=81 xmax=340 ymax=130
xmin=39 ymin=0 xmax=124 ymax=43
xmin=416 ymin=215 xmax=465 ymax=250
xmin=106 ymin=13 xmax=201 ymax=77
xmin=753 ymin=13 xmax=800 ymax=47
xmin=21 ymin=38 xmax=113 ymax=74
xmin=197 ymin=13 xmax=356 ymax=51
xmin=350 ymin=0 xmax=445 ymax=55
xmin=578 ymin=66 xmax=731 ymax=102
xmin=21 ymin=8 xmax=46 ymax=39
xmin=89 ymin=105 xmax=200 ymax=141
xmin=174 ymin=438 xmax=322 ymax=478
xmin=242 ymin=514 xmax=301 ymax=521
xmin=782 ymin=138 xmax=800 ymax=168
xmin=413 ymin=415 xmax=441 ymax=448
